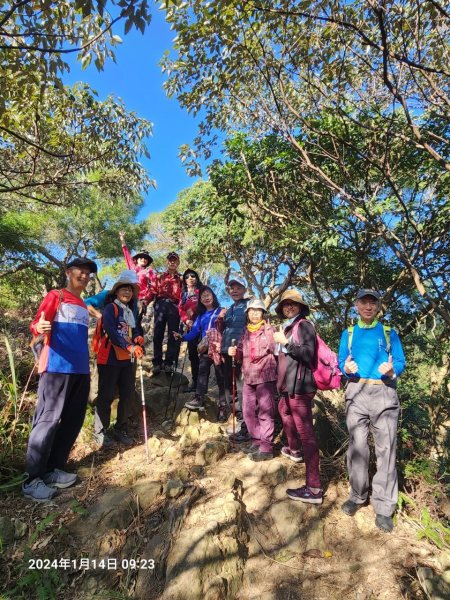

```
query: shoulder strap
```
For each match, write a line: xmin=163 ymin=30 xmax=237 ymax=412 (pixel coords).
xmin=347 ymin=325 xmax=354 ymax=354
xmin=383 ymin=324 xmax=391 ymax=354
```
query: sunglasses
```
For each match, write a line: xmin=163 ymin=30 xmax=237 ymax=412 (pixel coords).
xmin=282 ymin=301 xmax=298 ymax=308
xmin=185 ymin=274 xmax=197 ymax=279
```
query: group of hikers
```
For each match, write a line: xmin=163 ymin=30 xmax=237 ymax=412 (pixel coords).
xmin=22 ymin=236 xmax=406 ymax=534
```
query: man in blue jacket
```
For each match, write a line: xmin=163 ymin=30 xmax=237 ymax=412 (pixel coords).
xmin=338 ymin=289 xmax=406 ymax=533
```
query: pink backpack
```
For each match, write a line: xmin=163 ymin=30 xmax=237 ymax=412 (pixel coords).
xmin=293 ymin=320 xmax=342 ymax=391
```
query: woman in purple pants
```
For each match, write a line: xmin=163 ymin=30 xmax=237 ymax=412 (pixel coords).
xmin=273 ymin=289 xmax=322 ymax=505
xmin=228 ymin=298 xmax=277 ymax=461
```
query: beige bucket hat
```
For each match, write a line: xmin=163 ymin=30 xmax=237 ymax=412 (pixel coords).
xmin=275 ymin=289 xmax=310 ymax=316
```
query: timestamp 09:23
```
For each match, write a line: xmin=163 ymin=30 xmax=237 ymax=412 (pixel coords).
xmin=28 ymin=557 xmax=155 ymax=571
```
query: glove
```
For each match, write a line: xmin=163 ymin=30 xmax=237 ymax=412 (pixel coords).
xmin=127 ymin=345 xmax=144 ymax=359
xmin=134 ymin=336 xmax=145 ymax=346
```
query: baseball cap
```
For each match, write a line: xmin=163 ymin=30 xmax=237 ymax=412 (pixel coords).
xmin=66 ymin=257 xmax=97 ymax=274
xmin=356 ymin=289 xmax=381 ymax=301
xmin=227 ymin=277 xmax=247 ymax=289
xmin=167 ymin=252 xmax=180 ymax=260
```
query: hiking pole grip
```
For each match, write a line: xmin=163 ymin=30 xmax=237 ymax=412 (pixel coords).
xmin=231 ymin=339 xmax=237 ymax=449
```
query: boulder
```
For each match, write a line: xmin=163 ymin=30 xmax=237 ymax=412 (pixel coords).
xmin=195 ymin=440 xmax=229 ymax=466
xmin=133 ymin=480 xmax=162 ymax=510
xmin=165 ymin=479 xmax=184 ymax=499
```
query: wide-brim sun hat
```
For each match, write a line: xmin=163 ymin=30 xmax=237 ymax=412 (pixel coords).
xmin=275 ymin=289 xmax=310 ymax=316
xmin=132 ymin=249 xmax=153 ymax=263
xmin=110 ymin=273 xmax=140 ymax=298
xmin=245 ymin=298 xmax=267 ymax=314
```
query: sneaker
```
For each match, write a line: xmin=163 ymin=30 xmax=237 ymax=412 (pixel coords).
xmin=43 ymin=468 xmax=77 ymax=489
xmin=23 ymin=478 xmax=57 ymax=502
xmin=280 ymin=447 xmax=304 ymax=463
xmin=112 ymin=429 xmax=134 ymax=446
xmin=93 ymin=430 xmax=115 ymax=448
xmin=185 ymin=397 xmax=205 ymax=412
xmin=286 ymin=485 xmax=323 ymax=504
xmin=375 ymin=514 xmax=394 ymax=533
xmin=249 ymin=451 xmax=273 ymax=462
xmin=151 ymin=365 xmax=162 ymax=376
xmin=341 ymin=499 xmax=363 ymax=516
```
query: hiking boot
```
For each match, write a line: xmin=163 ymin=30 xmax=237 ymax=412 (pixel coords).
xmin=151 ymin=365 xmax=162 ymax=376
xmin=249 ymin=451 xmax=273 ymax=462
xmin=22 ymin=478 xmax=57 ymax=502
xmin=164 ymin=363 xmax=174 ymax=373
xmin=112 ymin=428 xmax=134 ymax=446
xmin=341 ymin=499 xmax=363 ymax=516
xmin=185 ymin=397 xmax=205 ymax=412
xmin=43 ymin=468 xmax=77 ymax=489
xmin=375 ymin=514 xmax=394 ymax=533
xmin=93 ymin=430 xmax=115 ymax=448
xmin=286 ymin=485 xmax=323 ymax=504
xmin=280 ymin=447 xmax=304 ymax=463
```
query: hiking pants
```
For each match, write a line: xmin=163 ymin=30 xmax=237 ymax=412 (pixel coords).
xmin=26 ymin=372 xmax=90 ymax=480
xmin=242 ymin=381 xmax=275 ymax=452
xmin=196 ymin=354 xmax=226 ymax=405
xmin=279 ymin=393 xmax=321 ymax=488
xmin=187 ymin=338 xmax=199 ymax=386
xmin=94 ymin=363 xmax=135 ymax=434
xmin=153 ymin=298 xmax=181 ymax=367
xmin=345 ymin=381 xmax=399 ymax=517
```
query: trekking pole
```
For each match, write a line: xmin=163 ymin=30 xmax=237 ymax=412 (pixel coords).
xmin=164 ymin=323 xmax=184 ymax=420
xmin=169 ymin=344 xmax=188 ymax=421
xmin=231 ymin=338 xmax=237 ymax=449
xmin=138 ymin=358 xmax=149 ymax=464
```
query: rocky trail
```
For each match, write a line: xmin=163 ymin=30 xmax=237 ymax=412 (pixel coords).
xmin=1 ymin=351 xmax=449 ymax=600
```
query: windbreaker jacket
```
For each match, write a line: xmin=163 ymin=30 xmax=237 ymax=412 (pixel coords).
xmin=277 ymin=316 xmax=317 ymax=395
xmin=236 ymin=323 xmax=277 ymax=385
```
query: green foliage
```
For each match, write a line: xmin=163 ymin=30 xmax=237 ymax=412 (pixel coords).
xmin=398 ymin=492 xmax=450 ymax=550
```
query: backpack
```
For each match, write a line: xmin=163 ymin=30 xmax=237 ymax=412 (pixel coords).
xmin=92 ymin=303 xmax=131 ymax=361
xmin=347 ymin=324 xmax=391 ymax=356
xmin=292 ymin=319 xmax=342 ymax=391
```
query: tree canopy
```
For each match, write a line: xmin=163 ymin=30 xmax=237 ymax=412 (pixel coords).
xmin=161 ymin=0 xmax=450 ymax=325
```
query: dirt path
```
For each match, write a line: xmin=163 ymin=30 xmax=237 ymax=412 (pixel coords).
xmin=1 ymin=356 xmax=448 ymax=600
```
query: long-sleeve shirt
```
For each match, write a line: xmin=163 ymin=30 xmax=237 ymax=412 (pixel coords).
xmin=178 ymin=289 xmax=200 ymax=323
xmin=30 ymin=289 xmax=90 ymax=375
xmin=122 ymin=244 xmax=156 ymax=303
xmin=338 ymin=322 xmax=406 ymax=382
xmin=236 ymin=324 xmax=277 ymax=385
xmin=182 ymin=308 xmax=222 ymax=342
xmin=151 ymin=271 xmax=182 ymax=304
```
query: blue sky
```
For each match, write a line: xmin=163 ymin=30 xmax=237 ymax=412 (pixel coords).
xmin=65 ymin=8 xmax=201 ymax=220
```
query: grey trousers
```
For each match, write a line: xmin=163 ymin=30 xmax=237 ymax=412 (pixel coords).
xmin=345 ymin=381 xmax=399 ymax=517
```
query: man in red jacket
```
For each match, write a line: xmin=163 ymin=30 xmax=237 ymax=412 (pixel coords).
xmin=150 ymin=252 xmax=182 ymax=375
